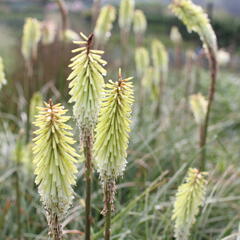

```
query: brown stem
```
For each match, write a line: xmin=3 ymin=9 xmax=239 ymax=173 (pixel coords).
xmin=56 ymin=0 xmax=69 ymax=32
xmin=102 ymin=179 xmax=116 ymax=240
xmin=83 ymin=131 xmax=93 ymax=240
xmin=199 ymin=47 xmax=217 ymax=171
xmin=49 ymin=212 xmax=63 ymax=240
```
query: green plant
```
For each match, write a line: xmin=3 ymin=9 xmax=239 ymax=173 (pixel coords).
xmin=135 ymin=47 xmax=150 ymax=78
xmin=151 ymin=39 xmax=168 ymax=116
xmin=133 ymin=9 xmax=147 ymax=46
xmin=32 ymin=100 xmax=79 ymax=240
xmin=170 ymin=0 xmax=218 ymax=170
xmin=68 ymin=32 xmax=107 ymax=240
xmin=21 ymin=18 xmax=41 ymax=70
xmin=94 ymin=69 xmax=134 ymax=240
xmin=172 ymin=168 xmax=207 ymax=240
xmin=119 ymin=0 xmax=135 ymax=45
xmin=94 ymin=5 xmax=116 ymax=48
xmin=0 ymin=57 xmax=7 ymax=90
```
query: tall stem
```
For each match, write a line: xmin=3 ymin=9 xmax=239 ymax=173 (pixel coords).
xmin=83 ymin=131 xmax=93 ymax=240
xmin=56 ymin=0 xmax=69 ymax=32
xmin=199 ymin=48 xmax=217 ymax=171
xmin=15 ymin=135 xmax=23 ymax=240
xmin=15 ymin=163 xmax=21 ymax=240
xmin=102 ymin=179 xmax=115 ymax=240
xmin=49 ymin=212 xmax=63 ymax=240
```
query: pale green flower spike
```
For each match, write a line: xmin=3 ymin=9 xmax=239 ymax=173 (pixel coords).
xmin=41 ymin=21 xmax=56 ymax=45
xmin=33 ymin=100 xmax=79 ymax=238
xmin=21 ymin=18 xmax=41 ymax=61
xmin=119 ymin=0 xmax=135 ymax=32
xmin=94 ymin=69 xmax=134 ymax=180
xmin=172 ymin=168 xmax=207 ymax=240
xmin=0 ymin=57 xmax=7 ymax=90
xmin=151 ymin=39 xmax=168 ymax=79
xmin=135 ymin=47 xmax=150 ymax=78
xmin=170 ymin=0 xmax=217 ymax=56
xmin=62 ymin=29 xmax=80 ymax=42
xmin=151 ymin=39 xmax=168 ymax=97
xmin=94 ymin=5 xmax=116 ymax=46
xmin=29 ymin=92 xmax=43 ymax=124
xmin=142 ymin=66 xmax=154 ymax=89
xmin=133 ymin=9 xmax=147 ymax=35
xmin=170 ymin=26 xmax=182 ymax=45
xmin=68 ymin=32 xmax=107 ymax=135
xmin=189 ymin=93 xmax=208 ymax=125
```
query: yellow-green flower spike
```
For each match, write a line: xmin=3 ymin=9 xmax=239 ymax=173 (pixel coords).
xmin=68 ymin=32 xmax=107 ymax=135
xmin=133 ymin=9 xmax=147 ymax=35
xmin=41 ymin=21 xmax=56 ymax=45
xmin=170 ymin=0 xmax=217 ymax=56
xmin=170 ymin=26 xmax=182 ymax=45
xmin=172 ymin=168 xmax=207 ymax=240
xmin=94 ymin=69 xmax=134 ymax=180
xmin=135 ymin=47 xmax=150 ymax=78
xmin=32 ymin=100 xmax=79 ymax=236
xmin=21 ymin=18 xmax=41 ymax=61
xmin=62 ymin=29 xmax=80 ymax=42
xmin=29 ymin=92 xmax=43 ymax=124
xmin=189 ymin=93 xmax=208 ymax=125
xmin=142 ymin=66 xmax=154 ymax=89
xmin=119 ymin=0 xmax=135 ymax=32
xmin=151 ymin=39 xmax=168 ymax=97
xmin=0 ymin=57 xmax=7 ymax=90
xmin=94 ymin=5 xmax=116 ymax=46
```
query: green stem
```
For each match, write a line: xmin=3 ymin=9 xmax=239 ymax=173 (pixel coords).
xmin=15 ymin=165 xmax=21 ymax=240
xmin=199 ymin=47 xmax=217 ymax=171
xmin=84 ymin=131 xmax=93 ymax=240
xmin=15 ymin=136 xmax=22 ymax=240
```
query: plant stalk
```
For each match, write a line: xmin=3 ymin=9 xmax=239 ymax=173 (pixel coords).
xmin=83 ymin=131 xmax=93 ymax=240
xmin=199 ymin=47 xmax=217 ymax=171
xmin=102 ymin=179 xmax=115 ymax=240
xmin=15 ymin=164 xmax=21 ymax=240
xmin=56 ymin=0 xmax=69 ymax=32
xmin=49 ymin=212 xmax=63 ymax=240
